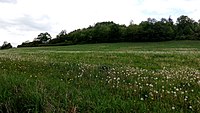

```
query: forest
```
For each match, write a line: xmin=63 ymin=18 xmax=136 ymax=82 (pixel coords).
xmin=17 ymin=15 xmax=200 ymax=48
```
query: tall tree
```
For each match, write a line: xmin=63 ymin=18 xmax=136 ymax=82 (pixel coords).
xmin=176 ymin=15 xmax=195 ymax=39
xmin=49 ymin=30 xmax=68 ymax=44
xmin=1 ymin=41 xmax=12 ymax=49
xmin=35 ymin=32 xmax=52 ymax=43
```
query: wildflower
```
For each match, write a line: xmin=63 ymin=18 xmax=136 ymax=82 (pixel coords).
xmin=117 ymin=77 xmax=120 ymax=80
xmin=140 ymin=98 xmax=144 ymax=101
xmin=154 ymin=90 xmax=158 ymax=94
xmin=149 ymin=84 xmax=153 ymax=87
xmin=172 ymin=107 xmax=175 ymax=110
xmin=149 ymin=92 xmax=153 ymax=96
xmin=184 ymin=96 xmax=188 ymax=101
xmin=198 ymin=81 xmax=200 ymax=85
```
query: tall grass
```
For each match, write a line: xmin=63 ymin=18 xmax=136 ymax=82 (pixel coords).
xmin=0 ymin=41 xmax=200 ymax=112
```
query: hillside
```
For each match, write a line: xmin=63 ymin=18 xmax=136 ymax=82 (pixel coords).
xmin=17 ymin=15 xmax=200 ymax=48
xmin=1 ymin=41 xmax=200 ymax=112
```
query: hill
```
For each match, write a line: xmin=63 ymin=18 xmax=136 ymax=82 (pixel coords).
xmin=18 ymin=15 xmax=200 ymax=48
xmin=1 ymin=41 xmax=200 ymax=112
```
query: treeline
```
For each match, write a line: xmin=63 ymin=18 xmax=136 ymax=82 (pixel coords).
xmin=0 ymin=41 xmax=12 ymax=50
xmin=18 ymin=15 xmax=200 ymax=47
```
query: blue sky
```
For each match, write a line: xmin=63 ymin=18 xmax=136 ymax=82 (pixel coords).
xmin=0 ymin=0 xmax=200 ymax=46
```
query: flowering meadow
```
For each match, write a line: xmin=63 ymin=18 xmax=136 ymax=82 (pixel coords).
xmin=0 ymin=41 xmax=200 ymax=112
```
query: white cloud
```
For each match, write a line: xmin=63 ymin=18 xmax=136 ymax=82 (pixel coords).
xmin=0 ymin=0 xmax=16 ymax=4
xmin=0 ymin=0 xmax=200 ymax=47
xmin=138 ymin=0 xmax=200 ymax=21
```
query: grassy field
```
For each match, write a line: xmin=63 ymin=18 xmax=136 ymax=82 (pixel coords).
xmin=0 ymin=40 xmax=200 ymax=112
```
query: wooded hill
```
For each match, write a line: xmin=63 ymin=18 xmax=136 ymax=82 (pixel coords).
xmin=17 ymin=15 xmax=200 ymax=47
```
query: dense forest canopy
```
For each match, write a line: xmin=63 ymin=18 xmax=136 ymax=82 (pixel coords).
xmin=17 ymin=15 xmax=200 ymax=47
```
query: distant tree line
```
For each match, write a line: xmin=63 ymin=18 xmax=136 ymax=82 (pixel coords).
xmin=17 ymin=15 xmax=200 ymax=47
xmin=0 ymin=41 xmax=12 ymax=50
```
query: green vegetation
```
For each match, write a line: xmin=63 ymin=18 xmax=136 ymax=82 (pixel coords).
xmin=0 ymin=41 xmax=12 ymax=50
xmin=17 ymin=15 xmax=200 ymax=47
xmin=0 ymin=40 xmax=200 ymax=112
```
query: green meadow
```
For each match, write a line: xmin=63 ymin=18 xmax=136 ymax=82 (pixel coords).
xmin=0 ymin=40 xmax=200 ymax=112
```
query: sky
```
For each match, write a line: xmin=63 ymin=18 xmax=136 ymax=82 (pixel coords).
xmin=0 ymin=0 xmax=200 ymax=47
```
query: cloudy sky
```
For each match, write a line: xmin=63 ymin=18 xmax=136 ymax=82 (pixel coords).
xmin=0 ymin=0 xmax=200 ymax=47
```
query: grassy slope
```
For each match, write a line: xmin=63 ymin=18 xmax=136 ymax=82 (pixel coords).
xmin=13 ymin=40 xmax=200 ymax=51
xmin=0 ymin=40 xmax=200 ymax=112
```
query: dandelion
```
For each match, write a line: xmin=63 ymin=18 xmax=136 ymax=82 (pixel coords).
xmin=149 ymin=92 xmax=153 ymax=96
xmin=197 ymin=81 xmax=200 ymax=85
xmin=117 ymin=77 xmax=120 ymax=80
xmin=149 ymin=84 xmax=153 ymax=87
xmin=184 ymin=96 xmax=188 ymax=101
xmin=154 ymin=90 xmax=158 ymax=94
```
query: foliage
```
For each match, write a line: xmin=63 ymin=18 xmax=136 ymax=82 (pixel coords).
xmin=18 ymin=32 xmax=52 ymax=47
xmin=18 ymin=15 xmax=200 ymax=47
xmin=176 ymin=15 xmax=198 ymax=39
xmin=49 ymin=30 xmax=67 ymax=44
xmin=0 ymin=41 xmax=12 ymax=49
xmin=35 ymin=32 xmax=52 ymax=43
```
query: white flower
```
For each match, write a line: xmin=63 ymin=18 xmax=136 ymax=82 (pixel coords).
xmin=149 ymin=84 xmax=153 ymax=87
xmin=149 ymin=92 xmax=153 ymax=96
xmin=198 ymin=81 xmax=200 ymax=85
xmin=172 ymin=107 xmax=175 ymax=110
